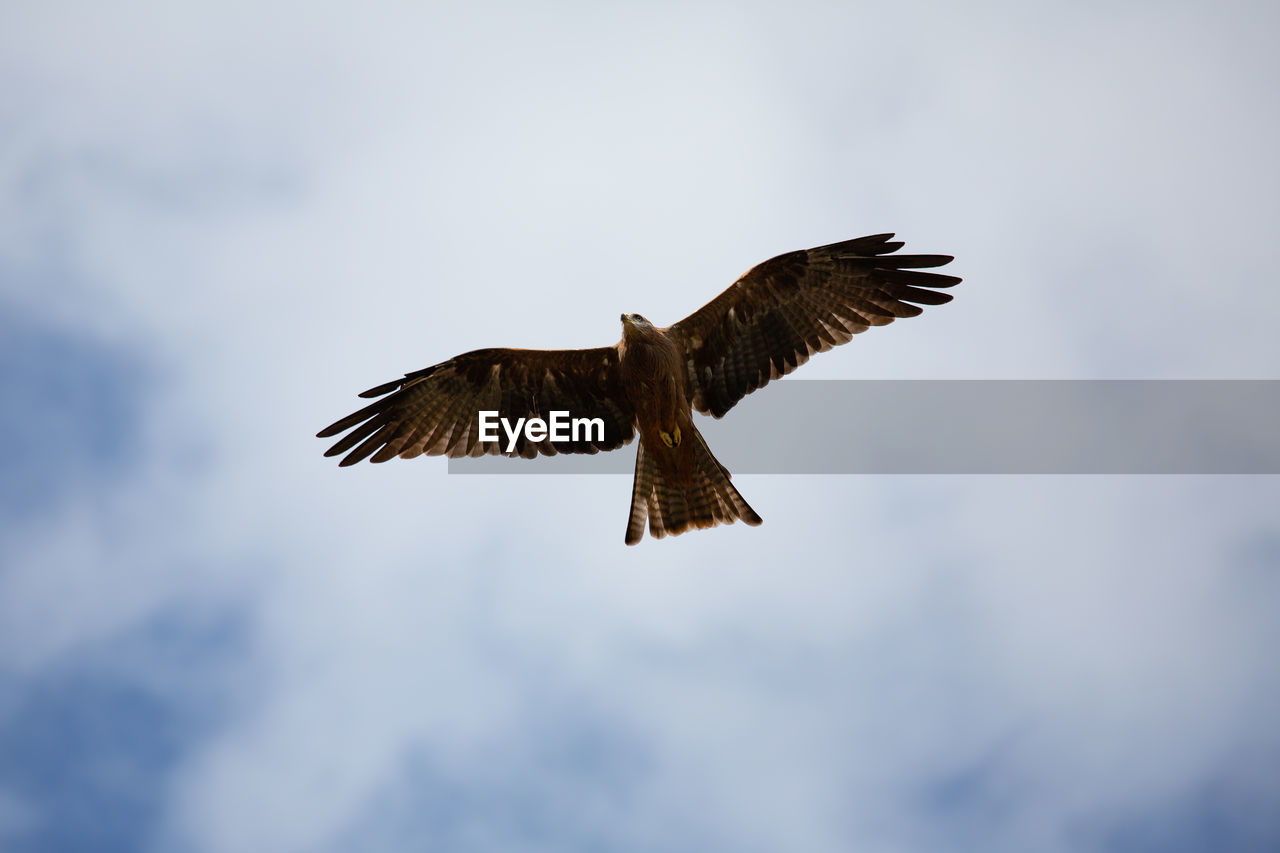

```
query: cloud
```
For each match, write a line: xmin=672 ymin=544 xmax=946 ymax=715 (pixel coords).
xmin=0 ymin=301 xmax=151 ymax=521
xmin=1 ymin=2 xmax=1278 ymax=852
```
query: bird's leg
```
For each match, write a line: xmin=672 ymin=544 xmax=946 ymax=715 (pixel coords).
xmin=659 ymin=424 xmax=682 ymax=447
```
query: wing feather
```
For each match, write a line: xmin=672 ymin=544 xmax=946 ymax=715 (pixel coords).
xmin=668 ymin=233 xmax=960 ymax=417
xmin=317 ymin=347 xmax=635 ymax=465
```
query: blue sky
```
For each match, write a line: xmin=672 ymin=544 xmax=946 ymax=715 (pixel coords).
xmin=2 ymin=2 xmax=1279 ymax=851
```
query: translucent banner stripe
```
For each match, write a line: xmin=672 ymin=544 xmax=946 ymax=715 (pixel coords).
xmin=447 ymin=380 xmax=1280 ymax=475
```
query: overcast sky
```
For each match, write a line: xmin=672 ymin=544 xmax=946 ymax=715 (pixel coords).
xmin=2 ymin=2 xmax=1279 ymax=851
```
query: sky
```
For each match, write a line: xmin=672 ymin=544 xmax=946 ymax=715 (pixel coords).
xmin=2 ymin=1 xmax=1279 ymax=851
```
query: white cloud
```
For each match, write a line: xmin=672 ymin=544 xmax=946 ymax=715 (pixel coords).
xmin=2 ymin=2 xmax=1278 ymax=852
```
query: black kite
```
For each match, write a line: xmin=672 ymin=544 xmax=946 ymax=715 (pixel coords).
xmin=318 ymin=233 xmax=959 ymax=544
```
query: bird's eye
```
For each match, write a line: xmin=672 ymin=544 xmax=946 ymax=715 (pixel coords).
xmin=634 ymin=314 xmax=647 ymax=324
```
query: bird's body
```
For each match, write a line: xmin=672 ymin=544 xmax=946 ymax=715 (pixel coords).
xmin=616 ymin=313 xmax=758 ymax=543
xmin=318 ymin=233 xmax=960 ymax=544
xmin=618 ymin=314 xmax=694 ymax=482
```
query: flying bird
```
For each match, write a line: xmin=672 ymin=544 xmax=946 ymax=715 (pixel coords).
xmin=318 ymin=233 xmax=959 ymax=544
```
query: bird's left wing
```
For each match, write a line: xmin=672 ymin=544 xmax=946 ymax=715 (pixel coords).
xmin=667 ymin=233 xmax=960 ymax=418
xmin=317 ymin=346 xmax=635 ymax=465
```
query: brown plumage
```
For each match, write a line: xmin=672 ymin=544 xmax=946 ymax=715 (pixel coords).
xmin=317 ymin=233 xmax=960 ymax=544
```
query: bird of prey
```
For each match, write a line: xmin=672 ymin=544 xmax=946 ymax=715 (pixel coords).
xmin=318 ymin=233 xmax=959 ymax=544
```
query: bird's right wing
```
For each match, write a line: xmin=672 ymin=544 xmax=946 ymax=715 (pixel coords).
xmin=317 ymin=346 xmax=636 ymax=464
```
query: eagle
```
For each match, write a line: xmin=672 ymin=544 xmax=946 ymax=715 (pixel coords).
xmin=318 ymin=233 xmax=959 ymax=544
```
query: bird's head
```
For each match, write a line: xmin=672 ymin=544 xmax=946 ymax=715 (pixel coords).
xmin=620 ymin=313 xmax=654 ymax=340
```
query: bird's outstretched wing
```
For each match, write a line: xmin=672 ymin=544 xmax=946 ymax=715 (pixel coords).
xmin=317 ymin=347 xmax=635 ymax=465
xmin=667 ymin=233 xmax=960 ymax=418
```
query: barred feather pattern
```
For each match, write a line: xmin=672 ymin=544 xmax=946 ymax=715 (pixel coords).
xmin=624 ymin=426 xmax=762 ymax=545
xmin=317 ymin=347 xmax=636 ymax=465
xmin=669 ymin=233 xmax=960 ymax=418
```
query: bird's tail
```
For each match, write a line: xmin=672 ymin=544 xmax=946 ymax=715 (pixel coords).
xmin=624 ymin=425 xmax=762 ymax=545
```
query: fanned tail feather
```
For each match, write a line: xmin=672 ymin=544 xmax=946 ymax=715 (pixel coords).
xmin=624 ymin=426 xmax=762 ymax=545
